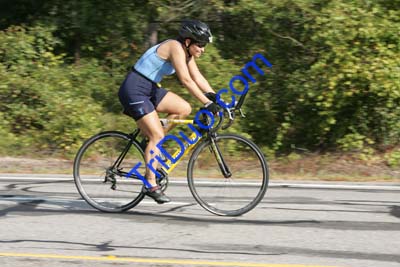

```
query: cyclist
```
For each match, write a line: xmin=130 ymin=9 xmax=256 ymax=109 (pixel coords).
xmin=118 ymin=19 xmax=220 ymax=204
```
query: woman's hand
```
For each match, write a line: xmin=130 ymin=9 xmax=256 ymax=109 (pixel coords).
xmin=204 ymin=101 xmax=220 ymax=114
xmin=204 ymin=92 xmax=217 ymax=102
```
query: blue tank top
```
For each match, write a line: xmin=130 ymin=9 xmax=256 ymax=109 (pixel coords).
xmin=134 ymin=41 xmax=176 ymax=83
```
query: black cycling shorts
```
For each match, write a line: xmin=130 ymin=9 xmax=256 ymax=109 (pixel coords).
xmin=118 ymin=70 xmax=168 ymax=121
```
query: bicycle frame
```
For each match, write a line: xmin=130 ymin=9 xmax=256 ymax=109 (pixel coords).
xmin=106 ymin=94 xmax=245 ymax=184
xmin=111 ymin=119 xmax=204 ymax=181
xmin=156 ymin=119 xmax=202 ymax=174
xmin=112 ymin=115 xmax=232 ymax=184
xmin=149 ymin=118 xmax=232 ymax=179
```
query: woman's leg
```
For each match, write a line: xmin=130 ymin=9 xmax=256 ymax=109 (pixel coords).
xmin=137 ymin=92 xmax=191 ymax=183
xmin=156 ymin=92 xmax=192 ymax=132
xmin=136 ymin=110 xmax=171 ymax=203
xmin=134 ymin=92 xmax=191 ymax=203
xmin=136 ymin=110 xmax=164 ymax=187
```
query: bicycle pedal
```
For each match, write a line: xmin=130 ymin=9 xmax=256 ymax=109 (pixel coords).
xmin=156 ymin=169 xmax=168 ymax=192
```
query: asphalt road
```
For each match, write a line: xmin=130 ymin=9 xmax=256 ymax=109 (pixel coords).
xmin=0 ymin=174 xmax=399 ymax=267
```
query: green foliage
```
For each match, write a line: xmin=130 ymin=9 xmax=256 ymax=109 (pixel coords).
xmin=0 ymin=111 xmax=19 ymax=154
xmin=0 ymin=25 xmax=112 ymax=156
xmin=336 ymin=131 xmax=375 ymax=160
xmin=294 ymin=0 xmax=400 ymax=151
xmin=385 ymin=149 xmax=400 ymax=168
xmin=223 ymin=0 xmax=400 ymax=156
xmin=0 ymin=0 xmax=399 ymax=162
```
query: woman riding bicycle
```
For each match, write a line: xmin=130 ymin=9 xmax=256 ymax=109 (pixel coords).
xmin=118 ymin=19 xmax=220 ymax=204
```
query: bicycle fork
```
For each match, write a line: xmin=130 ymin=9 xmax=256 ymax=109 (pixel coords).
xmin=209 ymin=138 xmax=232 ymax=178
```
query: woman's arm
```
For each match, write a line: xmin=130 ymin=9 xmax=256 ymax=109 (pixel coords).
xmin=167 ymin=41 xmax=211 ymax=104
xmin=187 ymin=57 xmax=215 ymax=94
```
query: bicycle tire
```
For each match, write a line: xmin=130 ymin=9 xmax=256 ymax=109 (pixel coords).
xmin=187 ymin=134 xmax=268 ymax=216
xmin=73 ymin=131 xmax=146 ymax=212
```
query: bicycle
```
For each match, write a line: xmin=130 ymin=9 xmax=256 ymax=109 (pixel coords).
xmin=73 ymin=92 xmax=269 ymax=216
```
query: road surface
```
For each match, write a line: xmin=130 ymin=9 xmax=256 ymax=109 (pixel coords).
xmin=0 ymin=174 xmax=399 ymax=267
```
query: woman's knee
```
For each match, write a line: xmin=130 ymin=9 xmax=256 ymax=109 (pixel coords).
xmin=156 ymin=92 xmax=192 ymax=117
xmin=180 ymin=102 xmax=192 ymax=117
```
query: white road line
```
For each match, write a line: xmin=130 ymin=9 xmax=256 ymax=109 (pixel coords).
xmin=271 ymin=182 xmax=400 ymax=190
xmin=0 ymin=175 xmax=399 ymax=190
xmin=0 ymin=177 xmax=73 ymax=181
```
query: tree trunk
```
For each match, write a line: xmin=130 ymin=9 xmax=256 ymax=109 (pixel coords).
xmin=145 ymin=22 xmax=158 ymax=48
xmin=74 ymin=34 xmax=81 ymax=65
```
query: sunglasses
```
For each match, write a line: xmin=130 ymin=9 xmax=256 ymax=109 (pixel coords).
xmin=195 ymin=42 xmax=207 ymax=48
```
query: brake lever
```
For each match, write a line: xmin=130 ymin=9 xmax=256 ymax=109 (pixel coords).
xmin=221 ymin=107 xmax=235 ymax=130
xmin=226 ymin=107 xmax=234 ymax=121
xmin=239 ymin=108 xmax=246 ymax=118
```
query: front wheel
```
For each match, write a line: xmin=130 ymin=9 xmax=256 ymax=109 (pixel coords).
xmin=73 ymin=131 xmax=146 ymax=212
xmin=187 ymin=134 xmax=269 ymax=216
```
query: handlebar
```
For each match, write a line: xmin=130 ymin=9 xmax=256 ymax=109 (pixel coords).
xmin=220 ymin=98 xmax=248 ymax=130
xmin=217 ymin=89 xmax=248 ymax=130
xmin=195 ymin=103 xmax=244 ymax=134
xmin=197 ymin=90 xmax=248 ymax=133
xmin=194 ymin=107 xmax=225 ymax=133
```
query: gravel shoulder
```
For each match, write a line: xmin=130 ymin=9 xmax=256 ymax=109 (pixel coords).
xmin=0 ymin=155 xmax=399 ymax=182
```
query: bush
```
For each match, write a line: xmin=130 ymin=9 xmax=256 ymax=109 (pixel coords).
xmin=0 ymin=25 xmax=116 ymax=157
xmin=286 ymin=1 xmax=400 ymax=151
xmin=385 ymin=149 xmax=400 ymax=168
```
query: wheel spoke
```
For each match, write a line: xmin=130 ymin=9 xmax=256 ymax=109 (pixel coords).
xmin=188 ymin=134 xmax=268 ymax=216
xmin=73 ymin=131 xmax=146 ymax=212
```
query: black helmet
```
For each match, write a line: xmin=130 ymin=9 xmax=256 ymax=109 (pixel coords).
xmin=178 ymin=19 xmax=213 ymax=44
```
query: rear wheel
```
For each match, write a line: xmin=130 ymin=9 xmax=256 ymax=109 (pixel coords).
xmin=187 ymin=134 xmax=268 ymax=216
xmin=73 ymin=131 xmax=146 ymax=212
